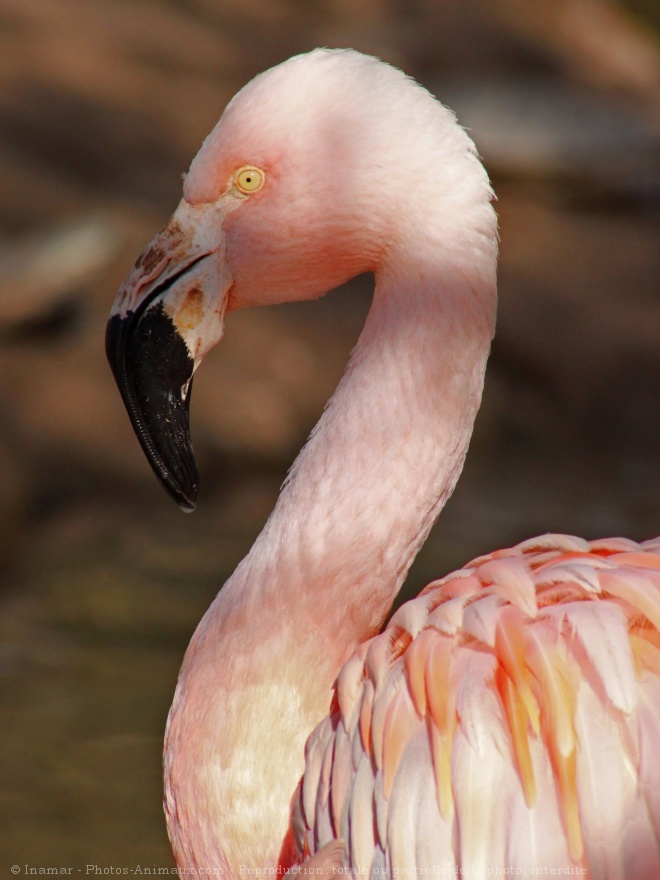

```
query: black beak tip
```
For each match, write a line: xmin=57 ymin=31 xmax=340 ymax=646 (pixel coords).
xmin=165 ymin=461 xmax=199 ymax=513
xmin=106 ymin=308 xmax=200 ymax=512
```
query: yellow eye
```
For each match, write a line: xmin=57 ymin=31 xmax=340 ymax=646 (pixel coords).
xmin=235 ymin=166 xmax=266 ymax=194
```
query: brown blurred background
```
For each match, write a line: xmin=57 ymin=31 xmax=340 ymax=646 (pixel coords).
xmin=0 ymin=0 xmax=658 ymax=870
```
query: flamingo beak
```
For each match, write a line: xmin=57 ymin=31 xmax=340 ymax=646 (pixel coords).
xmin=106 ymin=199 xmax=232 ymax=512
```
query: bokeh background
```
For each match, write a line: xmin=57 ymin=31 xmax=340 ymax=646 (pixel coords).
xmin=1 ymin=0 xmax=658 ymax=869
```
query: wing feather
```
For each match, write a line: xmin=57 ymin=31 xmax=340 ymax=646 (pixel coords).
xmin=478 ymin=556 xmax=538 ymax=616
xmin=386 ymin=728 xmax=454 ymax=874
xmin=562 ymin=600 xmax=638 ymax=713
xmin=347 ymin=756 xmax=377 ymax=873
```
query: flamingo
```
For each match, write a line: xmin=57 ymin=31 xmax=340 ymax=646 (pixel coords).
xmin=106 ymin=49 xmax=660 ymax=878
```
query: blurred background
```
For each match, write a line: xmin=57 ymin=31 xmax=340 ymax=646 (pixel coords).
xmin=0 ymin=0 xmax=658 ymax=869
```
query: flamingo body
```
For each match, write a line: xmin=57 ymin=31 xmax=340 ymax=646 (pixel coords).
xmin=298 ymin=534 xmax=660 ymax=876
xmin=105 ymin=49 xmax=660 ymax=878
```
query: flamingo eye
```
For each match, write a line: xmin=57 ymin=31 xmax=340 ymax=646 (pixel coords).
xmin=235 ymin=166 xmax=266 ymax=194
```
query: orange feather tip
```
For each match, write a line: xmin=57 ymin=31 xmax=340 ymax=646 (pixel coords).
xmin=553 ymin=748 xmax=583 ymax=864
xmin=381 ymin=689 xmax=416 ymax=800
xmin=425 ymin=636 xmax=454 ymax=735
xmin=403 ymin=628 xmax=435 ymax=717
xmin=358 ymin=680 xmax=374 ymax=757
xmin=429 ymin=720 xmax=455 ymax=822
xmin=495 ymin=667 xmax=536 ymax=808
xmin=495 ymin=606 xmax=540 ymax=735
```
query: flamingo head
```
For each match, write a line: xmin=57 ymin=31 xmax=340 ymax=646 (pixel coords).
xmin=106 ymin=49 xmax=493 ymax=511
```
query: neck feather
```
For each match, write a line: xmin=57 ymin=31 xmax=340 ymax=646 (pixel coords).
xmin=164 ymin=215 xmax=497 ymax=873
xmin=257 ymin=255 xmax=495 ymax=641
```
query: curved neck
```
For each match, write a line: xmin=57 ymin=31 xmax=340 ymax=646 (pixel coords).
xmin=164 ymin=228 xmax=497 ymax=873
xmin=253 ymin=252 xmax=495 ymax=643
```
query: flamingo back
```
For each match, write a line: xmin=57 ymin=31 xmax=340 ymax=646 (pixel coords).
xmin=294 ymin=534 xmax=660 ymax=878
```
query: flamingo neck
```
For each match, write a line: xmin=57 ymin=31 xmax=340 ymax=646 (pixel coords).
xmin=257 ymin=256 xmax=496 ymax=644
xmin=164 ymin=225 xmax=497 ymax=873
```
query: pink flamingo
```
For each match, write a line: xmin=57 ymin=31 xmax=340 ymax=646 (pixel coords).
xmin=106 ymin=49 xmax=660 ymax=878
